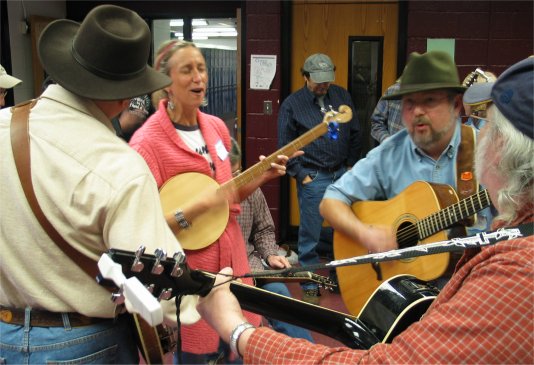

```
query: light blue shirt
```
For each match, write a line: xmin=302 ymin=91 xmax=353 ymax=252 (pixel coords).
xmin=324 ymin=120 xmax=491 ymax=233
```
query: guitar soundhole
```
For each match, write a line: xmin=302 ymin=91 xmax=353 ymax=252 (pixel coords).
xmin=396 ymin=221 xmax=419 ymax=249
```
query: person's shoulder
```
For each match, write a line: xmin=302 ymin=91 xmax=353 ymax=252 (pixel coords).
xmin=199 ymin=111 xmax=226 ymax=126
xmin=282 ymin=86 xmax=308 ymax=102
xmin=329 ymin=84 xmax=350 ymax=93
xmin=364 ymin=129 xmax=409 ymax=159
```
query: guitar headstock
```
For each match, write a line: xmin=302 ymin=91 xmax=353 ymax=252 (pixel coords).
xmin=251 ymin=271 xmax=338 ymax=291
xmin=322 ymin=105 xmax=352 ymax=124
xmin=462 ymin=68 xmax=493 ymax=88
xmin=99 ymin=248 xmax=215 ymax=303
xmin=293 ymin=272 xmax=337 ymax=291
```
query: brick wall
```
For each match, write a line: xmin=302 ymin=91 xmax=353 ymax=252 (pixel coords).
xmin=243 ymin=1 xmax=283 ymax=240
xmin=406 ymin=1 xmax=533 ymax=79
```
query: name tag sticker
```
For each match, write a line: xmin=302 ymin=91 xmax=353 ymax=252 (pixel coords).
xmin=215 ymin=139 xmax=228 ymax=161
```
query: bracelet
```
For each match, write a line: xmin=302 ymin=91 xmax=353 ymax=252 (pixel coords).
xmin=229 ymin=322 xmax=255 ymax=358
xmin=174 ymin=209 xmax=192 ymax=230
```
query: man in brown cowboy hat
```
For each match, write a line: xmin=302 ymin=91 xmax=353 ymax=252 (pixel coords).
xmin=0 ymin=5 xmax=191 ymax=364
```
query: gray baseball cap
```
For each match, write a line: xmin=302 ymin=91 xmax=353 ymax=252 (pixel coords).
xmin=303 ymin=53 xmax=335 ymax=83
xmin=463 ymin=82 xmax=494 ymax=106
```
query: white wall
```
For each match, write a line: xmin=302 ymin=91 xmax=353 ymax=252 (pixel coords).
xmin=7 ymin=0 xmax=65 ymax=103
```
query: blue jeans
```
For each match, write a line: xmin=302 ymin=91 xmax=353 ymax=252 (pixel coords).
xmin=261 ymin=282 xmax=314 ymax=342
xmin=297 ymin=167 xmax=345 ymax=290
xmin=0 ymin=309 xmax=138 ymax=364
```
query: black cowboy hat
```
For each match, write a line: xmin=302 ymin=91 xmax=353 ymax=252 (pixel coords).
xmin=38 ymin=4 xmax=170 ymax=100
xmin=383 ymin=51 xmax=466 ymax=100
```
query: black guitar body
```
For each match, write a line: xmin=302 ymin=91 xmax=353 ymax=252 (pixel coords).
xmin=358 ymin=274 xmax=439 ymax=343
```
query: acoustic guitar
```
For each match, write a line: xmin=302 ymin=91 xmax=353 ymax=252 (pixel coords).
xmin=333 ymin=180 xmax=490 ymax=315
xmin=99 ymin=248 xmax=440 ymax=362
xmin=159 ymin=105 xmax=352 ymax=250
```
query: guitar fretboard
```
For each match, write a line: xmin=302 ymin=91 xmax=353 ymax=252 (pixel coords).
xmin=417 ymin=189 xmax=490 ymax=239
xmin=221 ymin=106 xmax=351 ymax=191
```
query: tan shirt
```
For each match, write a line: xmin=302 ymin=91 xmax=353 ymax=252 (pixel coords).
xmin=0 ymin=85 xmax=182 ymax=318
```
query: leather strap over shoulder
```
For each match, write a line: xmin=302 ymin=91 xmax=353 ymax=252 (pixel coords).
xmin=10 ymin=99 xmax=100 ymax=279
xmin=456 ymin=124 xmax=478 ymax=226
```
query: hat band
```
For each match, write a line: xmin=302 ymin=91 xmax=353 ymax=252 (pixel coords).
xmin=71 ymin=42 xmax=145 ymax=81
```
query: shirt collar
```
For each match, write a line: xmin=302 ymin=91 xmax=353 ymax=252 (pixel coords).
xmin=40 ymin=84 xmax=114 ymax=132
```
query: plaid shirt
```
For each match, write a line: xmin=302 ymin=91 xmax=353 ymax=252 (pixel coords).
xmin=370 ymin=82 xmax=403 ymax=143
xmin=237 ymin=189 xmax=280 ymax=272
xmin=245 ymin=209 xmax=534 ymax=364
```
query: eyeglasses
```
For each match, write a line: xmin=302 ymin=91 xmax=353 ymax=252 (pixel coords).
xmin=403 ymin=95 xmax=450 ymax=112
xmin=0 ymin=89 xmax=7 ymax=98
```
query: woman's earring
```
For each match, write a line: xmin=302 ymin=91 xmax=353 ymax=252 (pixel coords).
xmin=168 ymin=100 xmax=175 ymax=110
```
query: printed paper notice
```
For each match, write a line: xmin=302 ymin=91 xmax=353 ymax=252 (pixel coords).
xmin=250 ymin=55 xmax=277 ymax=90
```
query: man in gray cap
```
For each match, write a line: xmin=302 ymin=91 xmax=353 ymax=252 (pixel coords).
xmin=194 ymin=56 xmax=533 ymax=365
xmin=0 ymin=64 xmax=22 ymax=109
xmin=278 ymin=53 xmax=361 ymax=304
xmin=0 ymin=5 xmax=191 ymax=364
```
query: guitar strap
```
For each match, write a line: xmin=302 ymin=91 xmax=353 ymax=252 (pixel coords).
xmin=456 ymin=124 xmax=478 ymax=225
xmin=457 ymin=125 xmax=478 ymax=198
xmin=9 ymin=99 xmax=99 ymax=279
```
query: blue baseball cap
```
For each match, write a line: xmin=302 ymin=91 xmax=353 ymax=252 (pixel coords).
xmin=478 ymin=57 xmax=533 ymax=139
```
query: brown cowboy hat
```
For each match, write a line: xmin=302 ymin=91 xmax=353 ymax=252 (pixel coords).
xmin=38 ymin=4 xmax=170 ymax=100
xmin=383 ymin=51 xmax=466 ymax=100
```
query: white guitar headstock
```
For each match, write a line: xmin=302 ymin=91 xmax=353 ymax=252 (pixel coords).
xmin=98 ymin=254 xmax=163 ymax=326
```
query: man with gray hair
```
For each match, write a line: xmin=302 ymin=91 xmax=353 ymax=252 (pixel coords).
xmin=197 ymin=56 xmax=533 ymax=364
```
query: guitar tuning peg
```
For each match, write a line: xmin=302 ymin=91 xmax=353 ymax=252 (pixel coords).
xmin=158 ymin=288 xmax=173 ymax=301
xmin=111 ymin=291 xmax=125 ymax=305
xmin=131 ymin=245 xmax=146 ymax=272
xmin=151 ymin=248 xmax=167 ymax=275
xmin=171 ymin=251 xmax=186 ymax=277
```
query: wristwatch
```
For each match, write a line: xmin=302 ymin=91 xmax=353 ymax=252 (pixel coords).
xmin=229 ymin=322 xmax=255 ymax=358
xmin=174 ymin=209 xmax=192 ymax=230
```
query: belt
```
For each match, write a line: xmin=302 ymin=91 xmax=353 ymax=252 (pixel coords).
xmin=302 ymin=163 xmax=343 ymax=173
xmin=0 ymin=306 xmax=110 ymax=327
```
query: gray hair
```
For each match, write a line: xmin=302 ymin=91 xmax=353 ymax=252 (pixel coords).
xmin=475 ymin=104 xmax=534 ymax=224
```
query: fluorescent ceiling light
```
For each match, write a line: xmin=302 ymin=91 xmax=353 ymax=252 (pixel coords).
xmin=194 ymin=27 xmax=236 ymax=33
xmin=170 ymin=19 xmax=208 ymax=27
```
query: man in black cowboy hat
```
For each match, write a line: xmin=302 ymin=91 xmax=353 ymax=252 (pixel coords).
xmin=194 ymin=56 xmax=533 ymax=365
xmin=0 ymin=5 xmax=193 ymax=364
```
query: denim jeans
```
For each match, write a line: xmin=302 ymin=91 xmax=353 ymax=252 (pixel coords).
xmin=261 ymin=282 xmax=314 ymax=342
xmin=0 ymin=309 xmax=138 ymax=364
xmin=296 ymin=167 xmax=345 ymax=290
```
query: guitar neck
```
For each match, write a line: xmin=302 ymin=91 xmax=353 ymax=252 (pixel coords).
xmin=103 ymin=248 xmax=376 ymax=350
xmin=223 ymin=121 xmax=330 ymax=190
xmin=211 ymin=273 xmax=370 ymax=348
xmin=417 ymin=189 xmax=490 ymax=239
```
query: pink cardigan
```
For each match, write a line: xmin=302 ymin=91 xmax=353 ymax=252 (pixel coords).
xmin=130 ymin=101 xmax=261 ymax=354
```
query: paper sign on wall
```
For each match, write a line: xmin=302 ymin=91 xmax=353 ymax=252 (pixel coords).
xmin=250 ymin=55 xmax=277 ymax=90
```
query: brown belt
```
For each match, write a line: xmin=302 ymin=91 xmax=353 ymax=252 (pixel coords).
xmin=0 ymin=306 xmax=110 ymax=327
